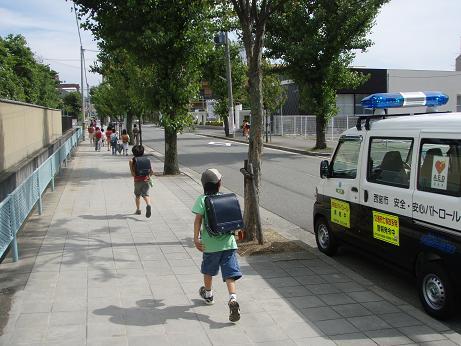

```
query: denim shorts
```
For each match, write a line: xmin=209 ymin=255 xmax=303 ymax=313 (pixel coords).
xmin=201 ymin=249 xmax=242 ymax=282
xmin=134 ymin=181 xmax=150 ymax=197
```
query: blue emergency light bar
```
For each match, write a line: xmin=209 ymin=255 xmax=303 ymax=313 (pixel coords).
xmin=361 ymin=91 xmax=449 ymax=109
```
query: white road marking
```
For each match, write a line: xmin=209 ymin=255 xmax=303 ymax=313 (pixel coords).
xmin=208 ymin=142 xmax=232 ymax=147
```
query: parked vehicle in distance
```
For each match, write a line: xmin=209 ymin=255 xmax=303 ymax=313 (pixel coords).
xmin=313 ymin=91 xmax=461 ymax=319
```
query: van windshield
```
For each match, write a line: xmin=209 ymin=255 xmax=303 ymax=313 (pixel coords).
xmin=330 ymin=137 xmax=361 ymax=179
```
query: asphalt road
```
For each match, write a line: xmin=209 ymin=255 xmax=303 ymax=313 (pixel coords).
xmin=143 ymin=126 xmax=461 ymax=331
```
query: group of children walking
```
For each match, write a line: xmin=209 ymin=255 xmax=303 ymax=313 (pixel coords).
xmin=89 ymin=125 xmax=131 ymax=155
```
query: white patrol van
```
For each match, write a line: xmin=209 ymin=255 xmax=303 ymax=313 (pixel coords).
xmin=313 ymin=91 xmax=461 ymax=319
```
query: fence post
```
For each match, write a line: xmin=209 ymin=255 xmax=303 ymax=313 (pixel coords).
xmin=36 ymin=173 xmax=42 ymax=215
xmin=281 ymin=116 xmax=284 ymax=136
xmin=7 ymin=197 xmax=19 ymax=262
xmin=346 ymin=115 xmax=349 ymax=130
xmin=50 ymin=159 xmax=55 ymax=191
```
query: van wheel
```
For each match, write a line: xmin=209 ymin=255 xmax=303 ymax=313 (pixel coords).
xmin=417 ymin=262 xmax=455 ymax=319
xmin=315 ymin=217 xmax=337 ymax=256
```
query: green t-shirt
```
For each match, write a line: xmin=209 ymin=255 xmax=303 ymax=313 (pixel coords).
xmin=192 ymin=194 xmax=238 ymax=253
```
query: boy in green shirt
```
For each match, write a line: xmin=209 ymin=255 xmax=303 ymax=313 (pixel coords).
xmin=192 ymin=168 xmax=242 ymax=322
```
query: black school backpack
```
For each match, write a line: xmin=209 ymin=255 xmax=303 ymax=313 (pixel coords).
xmin=133 ymin=157 xmax=151 ymax=176
xmin=204 ymin=193 xmax=244 ymax=236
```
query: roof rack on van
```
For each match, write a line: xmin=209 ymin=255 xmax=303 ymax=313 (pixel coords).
xmin=356 ymin=91 xmax=449 ymax=130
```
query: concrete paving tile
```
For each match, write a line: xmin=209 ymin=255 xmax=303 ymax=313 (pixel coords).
xmin=331 ymin=304 xmax=372 ymax=318
xmin=314 ymin=319 xmax=359 ymax=336
xmin=266 ymin=276 xmax=302 ymax=288
xmin=205 ymin=328 xmax=253 ymax=345
xmin=7 ymin=328 xmax=46 ymax=344
xmin=46 ymin=324 xmax=86 ymax=342
xmin=14 ymin=312 xmax=49 ymax=329
xmin=284 ymin=266 xmax=315 ymax=276
xmin=306 ymin=284 xmax=341 ymax=295
xmin=347 ymin=315 xmax=391 ymax=331
xmin=49 ymin=311 xmax=86 ymax=326
xmin=295 ymin=275 xmax=327 ymax=286
xmin=330 ymin=332 xmax=377 ymax=345
xmin=125 ymin=324 xmax=165 ymax=336
xmin=419 ymin=340 xmax=459 ymax=346
xmin=399 ymin=325 xmax=447 ymax=343
xmin=167 ymin=332 xmax=212 ymax=346
xmin=378 ymin=312 xmax=424 ymax=328
xmin=294 ymin=336 xmax=336 ymax=345
xmin=242 ymin=325 xmax=290 ymax=343
xmin=279 ymin=321 xmax=324 ymax=339
xmin=288 ymin=296 xmax=325 ymax=309
xmin=239 ymin=311 xmax=276 ymax=327
xmin=87 ymin=336 xmax=128 ymax=346
xmin=128 ymin=335 xmax=169 ymax=346
xmin=333 ymin=282 xmax=365 ymax=293
xmin=365 ymin=328 xmax=417 ymax=346
xmin=255 ymin=340 xmax=297 ymax=346
xmin=347 ymin=291 xmax=383 ymax=303
xmin=319 ymin=293 xmax=356 ymax=306
xmin=300 ymin=306 xmax=341 ymax=322
xmin=87 ymin=321 xmax=127 ymax=339
xmin=276 ymin=285 xmax=312 ymax=298
xmin=361 ymin=301 xmax=400 ymax=315
xmin=52 ymin=297 xmax=87 ymax=312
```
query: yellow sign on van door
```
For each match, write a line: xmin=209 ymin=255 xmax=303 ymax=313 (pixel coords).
xmin=331 ymin=198 xmax=350 ymax=228
xmin=373 ymin=211 xmax=399 ymax=246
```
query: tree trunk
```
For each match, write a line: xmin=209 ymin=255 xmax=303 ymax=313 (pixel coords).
xmin=315 ymin=114 xmax=327 ymax=149
xmin=244 ymin=54 xmax=264 ymax=242
xmin=223 ymin=116 xmax=230 ymax=137
xmin=164 ymin=127 xmax=179 ymax=175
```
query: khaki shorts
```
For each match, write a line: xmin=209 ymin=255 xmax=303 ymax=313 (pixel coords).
xmin=134 ymin=181 xmax=150 ymax=197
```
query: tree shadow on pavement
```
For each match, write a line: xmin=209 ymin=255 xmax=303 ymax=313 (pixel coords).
xmin=79 ymin=214 xmax=142 ymax=222
xmin=93 ymin=298 xmax=233 ymax=330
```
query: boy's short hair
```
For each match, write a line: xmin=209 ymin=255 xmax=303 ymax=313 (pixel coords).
xmin=132 ymin=145 xmax=144 ymax=157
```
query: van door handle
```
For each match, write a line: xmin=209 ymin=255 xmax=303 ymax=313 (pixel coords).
xmin=364 ymin=190 xmax=369 ymax=202
xmin=351 ymin=187 xmax=358 ymax=192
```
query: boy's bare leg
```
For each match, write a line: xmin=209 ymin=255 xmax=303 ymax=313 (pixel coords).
xmin=204 ymin=274 xmax=212 ymax=290
xmin=135 ymin=196 xmax=141 ymax=210
xmin=142 ymin=196 xmax=151 ymax=205
xmin=225 ymin=278 xmax=236 ymax=294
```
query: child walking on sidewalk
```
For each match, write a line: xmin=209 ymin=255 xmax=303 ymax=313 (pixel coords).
xmin=192 ymin=168 xmax=242 ymax=322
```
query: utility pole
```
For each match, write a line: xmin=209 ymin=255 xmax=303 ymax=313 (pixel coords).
xmin=224 ymin=32 xmax=235 ymax=138
xmin=74 ymin=4 xmax=86 ymax=139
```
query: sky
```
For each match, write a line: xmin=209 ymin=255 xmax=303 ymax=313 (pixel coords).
xmin=0 ymin=0 xmax=460 ymax=93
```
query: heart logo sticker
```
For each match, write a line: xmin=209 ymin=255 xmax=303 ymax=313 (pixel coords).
xmin=435 ymin=160 xmax=446 ymax=174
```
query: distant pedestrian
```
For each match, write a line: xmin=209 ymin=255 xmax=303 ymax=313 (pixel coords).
xmin=121 ymin=129 xmax=130 ymax=156
xmin=133 ymin=124 xmax=140 ymax=145
xmin=192 ymin=168 xmax=241 ymax=322
xmin=110 ymin=131 xmax=119 ymax=155
xmin=129 ymin=145 xmax=153 ymax=218
xmin=105 ymin=127 xmax=112 ymax=151
xmin=242 ymin=120 xmax=250 ymax=140
xmin=88 ymin=124 xmax=95 ymax=144
xmin=94 ymin=127 xmax=102 ymax=151
xmin=100 ymin=127 xmax=105 ymax=147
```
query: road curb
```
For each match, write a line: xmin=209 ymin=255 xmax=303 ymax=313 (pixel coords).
xmin=195 ymin=132 xmax=332 ymax=157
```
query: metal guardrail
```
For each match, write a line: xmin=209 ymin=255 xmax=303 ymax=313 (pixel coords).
xmin=0 ymin=127 xmax=82 ymax=262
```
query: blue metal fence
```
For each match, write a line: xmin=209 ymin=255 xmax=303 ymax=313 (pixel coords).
xmin=0 ymin=127 xmax=82 ymax=262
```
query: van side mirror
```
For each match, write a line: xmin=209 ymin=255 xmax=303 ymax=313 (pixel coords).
xmin=320 ymin=160 xmax=330 ymax=179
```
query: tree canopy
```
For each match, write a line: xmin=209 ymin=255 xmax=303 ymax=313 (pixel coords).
xmin=0 ymin=34 xmax=61 ymax=108
xmin=266 ymin=0 xmax=388 ymax=148
xmin=74 ymin=0 xmax=215 ymax=174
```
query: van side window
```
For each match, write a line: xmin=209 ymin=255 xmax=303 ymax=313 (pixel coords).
xmin=418 ymin=140 xmax=461 ymax=196
xmin=330 ymin=138 xmax=361 ymax=179
xmin=367 ymin=138 xmax=413 ymax=188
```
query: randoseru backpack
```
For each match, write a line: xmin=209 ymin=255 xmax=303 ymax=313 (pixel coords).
xmin=204 ymin=193 xmax=244 ymax=236
xmin=134 ymin=157 xmax=151 ymax=176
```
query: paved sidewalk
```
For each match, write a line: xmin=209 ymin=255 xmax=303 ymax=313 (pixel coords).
xmin=192 ymin=127 xmax=337 ymax=156
xmin=1 ymin=141 xmax=461 ymax=345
